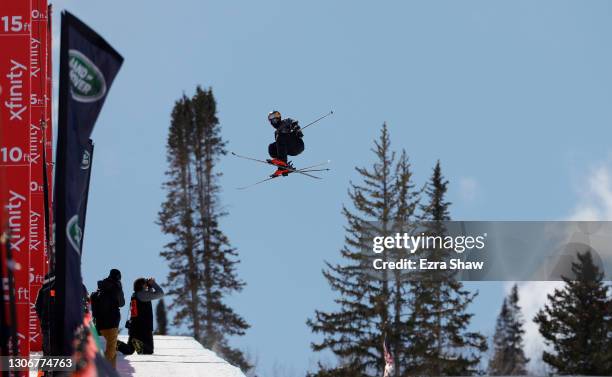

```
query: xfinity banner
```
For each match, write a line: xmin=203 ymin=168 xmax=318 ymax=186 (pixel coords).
xmin=52 ymin=11 xmax=122 ymax=355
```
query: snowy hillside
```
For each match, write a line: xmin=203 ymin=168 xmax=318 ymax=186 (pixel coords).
xmin=116 ymin=335 xmax=246 ymax=377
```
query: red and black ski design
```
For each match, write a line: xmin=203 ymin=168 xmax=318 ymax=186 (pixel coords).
xmin=231 ymin=152 xmax=330 ymax=190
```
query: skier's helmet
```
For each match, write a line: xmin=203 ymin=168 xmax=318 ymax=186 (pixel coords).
xmin=268 ymin=111 xmax=281 ymax=125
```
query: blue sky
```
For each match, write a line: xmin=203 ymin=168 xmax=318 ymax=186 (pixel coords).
xmin=49 ymin=1 xmax=612 ymax=375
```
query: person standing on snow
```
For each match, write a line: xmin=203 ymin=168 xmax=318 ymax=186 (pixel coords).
xmin=90 ymin=268 xmax=125 ymax=368
xmin=117 ymin=277 xmax=164 ymax=355
xmin=267 ymin=110 xmax=304 ymax=176
xmin=35 ymin=272 xmax=55 ymax=356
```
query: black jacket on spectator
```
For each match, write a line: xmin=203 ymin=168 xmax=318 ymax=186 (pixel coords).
xmin=118 ymin=281 xmax=164 ymax=355
xmin=92 ymin=277 xmax=125 ymax=330
xmin=128 ymin=293 xmax=153 ymax=352
xmin=35 ymin=273 xmax=55 ymax=355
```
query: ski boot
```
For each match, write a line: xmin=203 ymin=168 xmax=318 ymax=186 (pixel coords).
xmin=267 ymin=159 xmax=293 ymax=177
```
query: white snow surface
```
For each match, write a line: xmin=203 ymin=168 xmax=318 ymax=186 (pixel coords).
xmin=116 ymin=335 xmax=246 ymax=377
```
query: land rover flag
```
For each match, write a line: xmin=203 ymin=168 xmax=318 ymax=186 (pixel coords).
xmin=77 ymin=140 xmax=94 ymax=248
xmin=52 ymin=11 xmax=122 ymax=355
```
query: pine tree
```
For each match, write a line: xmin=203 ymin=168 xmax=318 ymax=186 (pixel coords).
xmin=422 ymin=162 xmax=450 ymax=222
xmin=534 ymin=251 xmax=612 ymax=375
xmin=488 ymin=285 xmax=529 ymax=375
xmin=389 ymin=151 xmax=421 ymax=377
xmin=156 ymin=299 xmax=168 ymax=335
xmin=407 ymin=161 xmax=487 ymax=376
xmin=159 ymin=88 xmax=249 ymax=371
xmin=307 ymin=124 xmax=418 ymax=377
xmin=158 ymin=95 xmax=201 ymax=339
xmin=190 ymin=86 xmax=250 ymax=370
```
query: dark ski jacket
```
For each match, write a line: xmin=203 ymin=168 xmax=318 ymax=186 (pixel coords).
xmin=92 ymin=277 xmax=125 ymax=330
xmin=127 ymin=281 xmax=164 ymax=352
xmin=273 ymin=118 xmax=301 ymax=137
xmin=35 ymin=274 xmax=54 ymax=329
xmin=35 ymin=274 xmax=55 ymax=355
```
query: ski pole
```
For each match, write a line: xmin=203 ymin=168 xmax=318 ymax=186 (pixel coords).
xmin=300 ymin=110 xmax=334 ymax=132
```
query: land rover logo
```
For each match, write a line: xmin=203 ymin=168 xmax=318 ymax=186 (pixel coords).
xmin=68 ymin=49 xmax=107 ymax=103
xmin=66 ymin=215 xmax=82 ymax=254
xmin=81 ymin=150 xmax=91 ymax=170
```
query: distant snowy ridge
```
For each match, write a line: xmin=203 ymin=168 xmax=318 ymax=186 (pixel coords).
xmin=116 ymin=335 xmax=246 ymax=377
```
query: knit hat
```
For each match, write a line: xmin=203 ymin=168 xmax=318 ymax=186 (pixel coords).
xmin=109 ymin=268 xmax=121 ymax=281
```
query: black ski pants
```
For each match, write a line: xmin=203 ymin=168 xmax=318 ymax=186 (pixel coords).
xmin=268 ymin=133 xmax=304 ymax=162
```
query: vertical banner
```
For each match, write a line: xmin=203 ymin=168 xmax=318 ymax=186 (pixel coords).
xmin=44 ymin=5 xmax=53 ymax=267
xmin=0 ymin=0 xmax=32 ymax=358
xmin=29 ymin=0 xmax=49 ymax=352
xmin=78 ymin=141 xmax=94 ymax=243
xmin=52 ymin=11 xmax=122 ymax=355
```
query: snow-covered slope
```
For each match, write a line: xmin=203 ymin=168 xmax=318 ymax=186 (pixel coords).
xmin=116 ymin=335 xmax=246 ymax=377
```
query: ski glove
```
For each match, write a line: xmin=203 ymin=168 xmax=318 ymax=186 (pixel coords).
xmin=290 ymin=123 xmax=303 ymax=138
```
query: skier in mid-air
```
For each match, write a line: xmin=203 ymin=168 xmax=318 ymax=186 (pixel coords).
xmin=230 ymin=109 xmax=332 ymax=189
xmin=267 ymin=110 xmax=304 ymax=176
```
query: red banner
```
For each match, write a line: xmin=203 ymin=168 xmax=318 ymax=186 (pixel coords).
xmin=29 ymin=0 xmax=49 ymax=352
xmin=0 ymin=0 xmax=52 ymax=360
xmin=0 ymin=0 xmax=32 ymax=358
xmin=45 ymin=5 xmax=53 ymax=243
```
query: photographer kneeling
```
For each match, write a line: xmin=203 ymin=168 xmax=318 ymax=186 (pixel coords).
xmin=118 ymin=277 xmax=164 ymax=355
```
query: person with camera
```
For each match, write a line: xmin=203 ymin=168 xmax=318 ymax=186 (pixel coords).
xmin=117 ymin=277 xmax=164 ymax=355
xmin=90 ymin=268 xmax=125 ymax=368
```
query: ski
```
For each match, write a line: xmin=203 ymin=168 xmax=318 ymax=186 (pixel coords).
xmin=236 ymin=166 xmax=320 ymax=190
xmin=236 ymin=164 xmax=325 ymax=190
xmin=236 ymin=176 xmax=279 ymax=190
xmin=231 ymin=152 xmax=330 ymax=176
xmin=231 ymin=152 xmax=331 ymax=190
xmin=230 ymin=152 xmax=272 ymax=166
xmin=232 ymin=152 xmax=330 ymax=173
